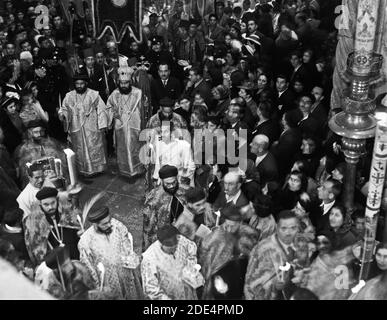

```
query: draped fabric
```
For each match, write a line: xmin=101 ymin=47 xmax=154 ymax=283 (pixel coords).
xmin=142 ymin=185 xmax=187 ymax=251
xmin=60 ymin=89 xmax=108 ymax=176
xmin=78 ymin=218 xmax=143 ymax=300
xmin=331 ymin=0 xmax=387 ymax=111
xmin=304 ymin=246 xmax=356 ymax=300
xmin=107 ymin=87 xmax=145 ymax=177
xmin=244 ymin=234 xmax=290 ymax=300
xmin=199 ymin=224 xmax=259 ymax=300
xmin=141 ymin=235 xmax=198 ymax=300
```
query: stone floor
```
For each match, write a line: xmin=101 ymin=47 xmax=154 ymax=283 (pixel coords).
xmin=77 ymin=158 xmax=146 ymax=254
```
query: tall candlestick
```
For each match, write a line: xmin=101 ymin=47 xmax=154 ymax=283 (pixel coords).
xmin=359 ymin=113 xmax=387 ymax=281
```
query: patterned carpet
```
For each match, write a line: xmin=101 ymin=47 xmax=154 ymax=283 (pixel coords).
xmin=78 ymin=159 xmax=146 ymax=254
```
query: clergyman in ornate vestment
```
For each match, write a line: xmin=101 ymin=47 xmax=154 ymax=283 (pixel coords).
xmin=107 ymin=67 xmax=145 ymax=177
xmin=59 ymin=73 xmax=109 ymax=176
xmin=78 ymin=206 xmax=143 ymax=300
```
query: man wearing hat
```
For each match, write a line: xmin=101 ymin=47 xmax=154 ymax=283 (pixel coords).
xmin=23 ymin=187 xmax=81 ymax=266
xmin=199 ymin=204 xmax=259 ymax=299
xmin=141 ymin=225 xmax=199 ymax=300
xmin=78 ymin=206 xmax=143 ymax=300
xmin=35 ymin=245 xmax=96 ymax=299
xmin=33 ymin=51 xmax=68 ymax=142
xmin=143 ymin=165 xmax=188 ymax=250
xmin=145 ymin=35 xmax=174 ymax=79
xmin=146 ymin=96 xmax=187 ymax=131
xmin=106 ymin=66 xmax=145 ymax=178
xmin=174 ymin=19 xmax=203 ymax=66
xmin=59 ymin=71 xmax=109 ymax=177
xmin=0 ymin=207 xmax=29 ymax=261
xmin=174 ymin=187 xmax=216 ymax=241
xmin=244 ymin=210 xmax=300 ymax=300
xmin=14 ymin=119 xmax=69 ymax=188
xmin=80 ymin=47 xmax=108 ymax=102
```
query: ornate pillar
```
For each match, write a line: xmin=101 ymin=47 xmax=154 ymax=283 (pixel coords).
xmin=329 ymin=0 xmax=384 ymax=214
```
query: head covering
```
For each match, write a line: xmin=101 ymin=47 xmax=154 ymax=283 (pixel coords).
xmin=34 ymin=57 xmax=47 ymax=69
xmin=253 ymin=194 xmax=273 ymax=218
xmin=106 ymin=41 xmax=116 ymax=49
xmin=157 ymin=225 xmax=179 ymax=245
xmin=221 ymin=204 xmax=242 ymax=222
xmin=159 ymin=97 xmax=175 ymax=108
xmin=25 ymin=119 xmax=45 ymax=129
xmin=185 ymin=187 xmax=206 ymax=204
xmin=45 ymin=246 xmax=69 ymax=270
xmin=118 ymin=66 xmax=134 ymax=81
xmin=1 ymin=97 xmax=18 ymax=110
xmin=72 ymin=71 xmax=89 ymax=82
xmin=36 ymin=187 xmax=58 ymax=201
xmin=88 ymin=206 xmax=110 ymax=223
xmin=159 ymin=165 xmax=178 ymax=179
xmin=151 ymin=36 xmax=163 ymax=46
xmin=83 ymin=47 xmax=94 ymax=59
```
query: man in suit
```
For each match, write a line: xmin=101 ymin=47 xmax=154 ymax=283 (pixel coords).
xmin=184 ymin=65 xmax=212 ymax=107
xmin=249 ymin=135 xmax=279 ymax=186
xmin=213 ymin=171 xmax=249 ymax=212
xmin=311 ymin=179 xmax=342 ymax=232
xmin=224 ymin=99 xmax=250 ymax=169
xmin=145 ymin=36 xmax=175 ymax=80
xmin=295 ymin=94 xmax=320 ymax=136
xmin=150 ymin=62 xmax=182 ymax=115
xmin=80 ymin=48 xmax=107 ymax=101
xmin=271 ymin=110 xmax=303 ymax=179
xmin=310 ymin=86 xmax=328 ymax=138
xmin=252 ymin=100 xmax=281 ymax=146
xmin=289 ymin=51 xmax=313 ymax=92
xmin=275 ymin=74 xmax=296 ymax=118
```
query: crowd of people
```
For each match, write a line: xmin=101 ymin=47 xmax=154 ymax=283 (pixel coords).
xmin=1 ymin=0 xmax=387 ymax=300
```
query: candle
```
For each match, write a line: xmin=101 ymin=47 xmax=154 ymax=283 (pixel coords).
xmin=353 ymin=0 xmax=380 ymax=75
xmin=54 ymin=159 xmax=62 ymax=177
xmin=64 ymin=148 xmax=77 ymax=186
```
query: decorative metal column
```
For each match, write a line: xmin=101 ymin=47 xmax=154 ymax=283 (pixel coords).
xmin=329 ymin=0 xmax=384 ymax=214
